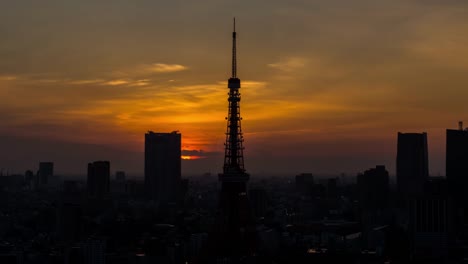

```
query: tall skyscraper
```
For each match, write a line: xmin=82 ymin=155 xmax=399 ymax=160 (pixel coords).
xmin=38 ymin=162 xmax=53 ymax=185
xmin=210 ymin=18 xmax=255 ymax=259
xmin=396 ymin=132 xmax=429 ymax=197
xmin=144 ymin=131 xmax=181 ymax=203
xmin=446 ymin=122 xmax=468 ymax=239
xmin=446 ymin=122 xmax=468 ymax=203
xmin=87 ymin=161 xmax=110 ymax=199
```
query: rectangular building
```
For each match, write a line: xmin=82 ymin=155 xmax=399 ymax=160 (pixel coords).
xmin=145 ymin=131 xmax=181 ymax=203
xmin=446 ymin=126 xmax=468 ymax=203
xmin=87 ymin=161 xmax=110 ymax=199
xmin=446 ymin=123 xmax=468 ymax=240
xmin=357 ymin=165 xmax=389 ymax=212
xmin=38 ymin=162 xmax=54 ymax=185
xmin=397 ymin=132 xmax=429 ymax=197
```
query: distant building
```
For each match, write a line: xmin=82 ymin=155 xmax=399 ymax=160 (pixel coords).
xmin=24 ymin=170 xmax=34 ymax=189
xmin=296 ymin=173 xmax=314 ymax=186
xmin=357 ymin=165 xmax=389 ymax=212
xmin=115 ymin=171 xmax=126 ymax=182
xmin=358 ymin=166 xmax=390 ymax=248
xmin=295 ymin=173 xmax=314 ymax=195
xmin=327 ymin=177 xmax=339 ymax=199
xmin=38 ymin=162 xmax=54 ymax=185
xmin=446 ymin=122 xmax=468 ymax=239
xmin=249 ymin=188 xmax=268 ymax=218
xmin=87 ymin=161 xmax=110 ymax=199
xmin=144 ymin=131 xmax=181 ymax=203
xmin=396 ymin=132 xmax=429 ymax=197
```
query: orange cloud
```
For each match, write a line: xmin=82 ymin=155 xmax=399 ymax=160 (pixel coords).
xmin=0 ymin=75 xmax=18 ymax=81
xmin=268 ymin=57 xmax=307 ymax=72
xmin=146 ymin=63 xmax=188 ymax=73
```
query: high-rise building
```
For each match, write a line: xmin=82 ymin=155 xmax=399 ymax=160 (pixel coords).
xmin=295 ymin=173 xmax=314 ymax=196
xmin=446 ymin=122 xmax=468 ymax=202
xmin=446 ymin=122 xmax=468 ymax=239
xmin=358 ymin=165 xmax=390 ymax=249
xmin=87 ymin=161 xmax=110 ymax=199
xmin=396 ymin=132 xmax=429 ymax=197
xmin=144 ymin=131 xmax=181 ymax=203
xmin=38 ymin=162 xmax=53 ymax=185
xmin=357 ymin=165 xmax=389 ymax=212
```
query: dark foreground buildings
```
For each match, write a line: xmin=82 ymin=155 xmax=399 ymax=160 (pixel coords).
xmin=145 ymin=131 xmax=181 ymax=203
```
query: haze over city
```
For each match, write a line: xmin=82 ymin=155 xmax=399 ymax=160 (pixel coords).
xmin=1 ymin=0 xmax=468 ymax=175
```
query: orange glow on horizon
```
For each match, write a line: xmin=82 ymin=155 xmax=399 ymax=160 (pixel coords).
xmin=181 ymin=155 xmax=204 ymax=160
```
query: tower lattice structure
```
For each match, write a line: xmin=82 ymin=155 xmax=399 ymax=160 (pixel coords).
xmin=208 ymin=18 xmax=255 ymax=260
xmin=221 ymin=18 xmax=249 ymax=182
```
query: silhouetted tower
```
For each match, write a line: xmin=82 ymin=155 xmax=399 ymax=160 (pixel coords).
xmin=212 ymin=18 xmax=255 ymax=260
xmin=223 ymin=18 xmax=246 ymax=176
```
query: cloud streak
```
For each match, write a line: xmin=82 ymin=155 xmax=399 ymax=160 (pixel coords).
xmin=268 ymin=57 xmax=307 ymax=72
xmin=146 ymin=63 xmax=188 ymax=73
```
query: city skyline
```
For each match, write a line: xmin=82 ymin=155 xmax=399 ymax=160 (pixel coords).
xmin=1 ymin=1 xmax=468 ymax=175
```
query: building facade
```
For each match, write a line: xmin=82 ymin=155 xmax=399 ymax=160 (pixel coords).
xmin=144 ymin=131 xmax=181 ymax=203
xmin=87 ymin=161 xmax=110 ymax=199
xmin=396 ymin=132 xmax=429 ymax=198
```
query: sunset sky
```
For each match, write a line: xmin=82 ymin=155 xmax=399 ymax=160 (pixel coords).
xmin=1 ymin=0 xmax=467 ymax=176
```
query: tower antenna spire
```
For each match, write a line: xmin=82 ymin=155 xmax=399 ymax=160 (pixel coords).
xmin=232 ymin=17 xmax=237 ymax=78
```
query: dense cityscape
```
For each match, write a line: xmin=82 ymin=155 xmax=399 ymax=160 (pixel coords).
xmin=1 ymin=13 xmax=468 ymax=264
xmin=1 ymin=125 xmax=468 ymax=263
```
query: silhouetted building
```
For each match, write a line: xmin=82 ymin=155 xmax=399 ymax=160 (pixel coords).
xmin=357 ymin=166 xmax=390 ymax=248
xmin=327 ymin=177 xmax=339 ymax=199
xmin=115 ymin=171 xmax=126 ymax=182
xmin=295 ymin=173 xmax=314 ymax=195
xmin=357 ymin=165 xmax=389 ymax=212
xmin=63 ymin=180 xmax=79 ymax=194
xmin=249 ymin=188 xmax=268 ymax=218
xmin=38 ymin=162 xmax=53 ymax=185
xmin=446 ymin=122 xmax=468 ymax=239
xmin=397 ymin=132 xmax=429 ymax=197
xmin=144 ymin=131 xmax=181 ymax=203
xmin=24 ymin=170 xmax=34 ymax=189
xmin=87 ymin=161 xmax=110 ymax=199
